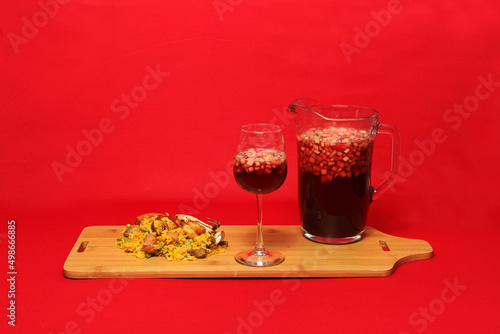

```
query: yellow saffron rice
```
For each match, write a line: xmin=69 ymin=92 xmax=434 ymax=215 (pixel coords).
xmin=116 ymin=214 xmax=227 ymax=261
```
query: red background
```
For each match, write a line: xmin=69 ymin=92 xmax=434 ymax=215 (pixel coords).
xmin=1 ymin=0 xmax=500 ymax=333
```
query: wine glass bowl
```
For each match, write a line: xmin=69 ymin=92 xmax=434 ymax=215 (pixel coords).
xmin=233 ymin=124 xmax=287 ymax=267
xmin=233 ymin=148 xmax=287 ymax=194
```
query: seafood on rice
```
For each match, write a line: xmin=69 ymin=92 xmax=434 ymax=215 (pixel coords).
xmin=116 ymin=213 xmax=228 ymax=261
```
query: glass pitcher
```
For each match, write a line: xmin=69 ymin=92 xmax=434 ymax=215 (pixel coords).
xmin=288 ymin=98 xmax=401 ymax=244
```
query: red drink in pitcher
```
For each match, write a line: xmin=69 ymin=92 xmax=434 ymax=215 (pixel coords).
xmin=297 ymin=127 xmax=374 ymax=242
xmin=289 ymin=99 xmax=400 ymax=244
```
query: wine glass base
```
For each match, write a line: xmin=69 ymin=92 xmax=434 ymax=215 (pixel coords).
xmin=235 ymin=250 xmax=285 ymax=267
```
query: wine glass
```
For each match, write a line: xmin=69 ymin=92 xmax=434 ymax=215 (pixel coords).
xmin=233 ymin=124 xmax=287 ymax=267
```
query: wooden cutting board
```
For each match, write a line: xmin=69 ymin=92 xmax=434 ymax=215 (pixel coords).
xmin=63 ymin=225 xmax=433 ymax=279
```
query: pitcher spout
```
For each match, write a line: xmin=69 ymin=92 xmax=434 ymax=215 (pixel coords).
xmin=287 ymin=98 xmax=321 ymax=116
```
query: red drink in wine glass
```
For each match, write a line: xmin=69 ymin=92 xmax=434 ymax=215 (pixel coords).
xmin=233 ymin=124 xmax=287 ymax=267
xmin=234 ymin=148 xmax=287 ymax=195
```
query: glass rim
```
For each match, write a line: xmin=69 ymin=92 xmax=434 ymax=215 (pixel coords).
xmin=240 ymin=123 xmax=282 ymax=134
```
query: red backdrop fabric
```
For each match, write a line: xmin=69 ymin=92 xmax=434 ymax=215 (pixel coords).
xmin=1 ymin=0 xmax=499 ymax=333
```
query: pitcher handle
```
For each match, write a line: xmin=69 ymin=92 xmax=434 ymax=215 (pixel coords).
xmin=371 ymin=123 xmax=401 ymax=201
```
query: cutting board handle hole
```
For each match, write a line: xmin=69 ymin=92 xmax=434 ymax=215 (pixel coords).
xmin=78 ymin=241 xmax=89 ymax=253
xmin=379 ymin=240 xmax=390 ymax=251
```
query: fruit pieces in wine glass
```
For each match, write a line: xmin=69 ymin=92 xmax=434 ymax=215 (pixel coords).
xmin=234 ymin=148 xmax=286 ymax=175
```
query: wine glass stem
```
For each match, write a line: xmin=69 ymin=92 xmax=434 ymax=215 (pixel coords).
xmin=255 ymin=193 xmax=265 ymax=254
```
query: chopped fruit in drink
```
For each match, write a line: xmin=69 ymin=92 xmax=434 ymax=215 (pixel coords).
xmin=297 ymin=126 xmax=373 ymax=183
xmin=233 ymin=148 xmax=287 ymax=194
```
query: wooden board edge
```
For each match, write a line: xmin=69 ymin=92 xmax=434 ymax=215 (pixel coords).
xmin=393 ymin=247 xmax=434 ymax=267
xmin=62 ymin=266 xmax=398 ymax=279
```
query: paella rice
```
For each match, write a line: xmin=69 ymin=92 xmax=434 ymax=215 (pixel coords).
xmin=116 ymin=213 xmax=227 ymax=261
